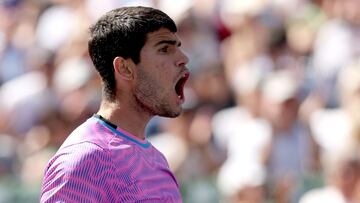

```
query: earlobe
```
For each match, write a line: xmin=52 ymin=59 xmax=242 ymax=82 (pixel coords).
xmin=113 ymin=57 xmax=134 ymax=80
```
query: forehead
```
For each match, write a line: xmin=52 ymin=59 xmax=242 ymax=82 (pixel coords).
xmin=145 ymin=28 xmax=180 ymax=46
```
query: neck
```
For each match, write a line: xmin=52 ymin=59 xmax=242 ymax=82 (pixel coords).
xmin=97 ymin=99 xmax=152 ymax=140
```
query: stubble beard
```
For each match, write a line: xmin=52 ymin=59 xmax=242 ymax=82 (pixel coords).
xmin=133 ymin=92 xmax=181 ymax=118
xmin=133 ymin=71 xmax=181 ymax=118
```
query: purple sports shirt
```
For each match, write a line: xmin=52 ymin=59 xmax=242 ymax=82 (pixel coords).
xmin=40 ymin=116 xmax=182 ymax=202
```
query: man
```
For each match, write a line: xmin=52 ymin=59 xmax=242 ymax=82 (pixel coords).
xmin=40 ymin=6 xmax=189 ymax=202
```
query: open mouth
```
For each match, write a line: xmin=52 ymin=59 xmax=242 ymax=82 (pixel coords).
xmin=175 ymin=72 xmax=190 ymax=101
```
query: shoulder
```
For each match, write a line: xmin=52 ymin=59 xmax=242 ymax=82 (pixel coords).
xmin=49 ymin=141 xmax=112 ymax=171
xmin=60 ymin=117 xmax=116 ymax=149
xmin=43 ymin=141 xmax=114 ymax=186
xmin=41 ymin=142 xmax=116 ymax=202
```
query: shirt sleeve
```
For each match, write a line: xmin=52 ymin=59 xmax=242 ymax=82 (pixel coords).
xmin=40 ymin=142 xmax=117 ymax=203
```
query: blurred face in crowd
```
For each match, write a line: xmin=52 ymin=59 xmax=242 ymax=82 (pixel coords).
xmin=334 ymin=159 xmax=360 ymax=199
xmin=343 ymin=0 xmax=360 ymax=24
xmin=239 ymin=90 xmax=262 ymax=118
xmin=262 ymin=97 xmax=299 ymax=131
xmin=233 ymin=185 xmax=265 ymax=203
xmin=132 ymin=28 xmax=189 ymax=118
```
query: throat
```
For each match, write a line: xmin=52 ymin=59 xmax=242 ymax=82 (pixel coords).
xmin=97 ymin=101 xmax=150 ymax=140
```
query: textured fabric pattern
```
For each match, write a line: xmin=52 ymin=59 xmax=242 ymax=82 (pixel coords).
xmin=40 ymin=116 xmax=181 ymax=203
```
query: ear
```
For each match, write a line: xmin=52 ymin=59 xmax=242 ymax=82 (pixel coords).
xmin=113 ymin=56 xmax=134 ymax=80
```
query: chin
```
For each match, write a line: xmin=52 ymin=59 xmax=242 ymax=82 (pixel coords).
xmin=158 ymin=108 xmax=182 ymax=118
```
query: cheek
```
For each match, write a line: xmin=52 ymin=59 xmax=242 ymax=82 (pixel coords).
xmin=136 ymin=59 xmax=175 ymax=93
xmin=136 ymin=69 xmax=165 ymax=98
xmin=155 ymin=56 xmax=176 ymax=72
xmin=153 ymin=63 xmax=174 ymax=88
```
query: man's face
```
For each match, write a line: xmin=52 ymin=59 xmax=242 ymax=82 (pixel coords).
xmin=132 ymin=28 xmax=189 ymax=118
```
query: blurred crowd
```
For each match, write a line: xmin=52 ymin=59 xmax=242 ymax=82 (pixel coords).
xmin=0 ymin=0 xmax=360 ymax=202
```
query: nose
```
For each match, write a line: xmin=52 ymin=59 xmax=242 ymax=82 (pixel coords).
xmin=176 ymin=49 xmax=189 ymax=68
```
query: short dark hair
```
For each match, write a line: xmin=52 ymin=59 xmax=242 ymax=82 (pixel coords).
xmin=88 ymin=6 xmax=177 ymax=100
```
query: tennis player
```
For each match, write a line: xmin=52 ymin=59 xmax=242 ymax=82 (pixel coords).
xmin=40 ymin=6 xmax=189 ymax=202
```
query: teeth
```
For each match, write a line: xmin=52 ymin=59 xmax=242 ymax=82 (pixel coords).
xmin=175 ymin=72 xmax=189 ymax=100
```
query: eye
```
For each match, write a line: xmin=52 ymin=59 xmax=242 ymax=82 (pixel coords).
xmin=159 ymin=46 xmax=169 ymax=53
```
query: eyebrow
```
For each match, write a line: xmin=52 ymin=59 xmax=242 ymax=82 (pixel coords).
xmin=155 ymin=40 xmax=181 ymax=47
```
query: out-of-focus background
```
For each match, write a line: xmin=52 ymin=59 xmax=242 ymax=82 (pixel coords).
xmin=0 ymin=0 xmax=360 ymax=202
